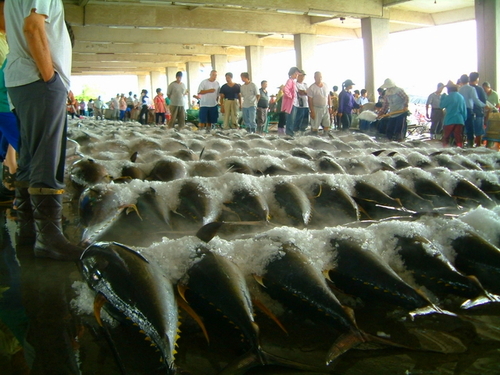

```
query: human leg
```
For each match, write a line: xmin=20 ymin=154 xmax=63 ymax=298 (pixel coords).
xmin=285 ymin=107 xmax=296 ymax=136
xmin=473 ymin=115 xmax=485 ymax=146
xmin=340 ymin=113 xmax=351 ymax=131
xmin=319 ymin=107 xmax=331 ymax=133
xmin=246 ymin=106 xmax=257 ymax=133
xmin=453 ymin=125 xmax=464 ymax=148
xmin=442 ymin=125 xmax=453 ymax=147
xmin=168 ymin=106 xmax=178 ymax=128
xmin=223 ymin=100 xmax=232 ymax=129
xmin=464 ymin=109 xmax=474 ymax=147
xmin=177 ymin=106 xmax=186 ymax=128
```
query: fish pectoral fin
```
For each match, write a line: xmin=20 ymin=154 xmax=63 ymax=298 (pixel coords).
xmin=341 ymin=305 xmax=359 ymax=328
xmin=122 ymin=204 xmax=143 ymax=220
xmin=93 ymin=293 xmax=108 ymax=327
xmin=176 ymin=293 xmax=210 ymax=345
xmin=252 ymin=298 xmax=288 ymax=335
xmin=253 ymin=274 xmax=266 ymax=288
xmin=326 ymin=331 xmax=364 ymax=364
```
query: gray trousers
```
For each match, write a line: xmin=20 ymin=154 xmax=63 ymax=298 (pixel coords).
xmin=8 ymin=73 xmax=67 ymax=189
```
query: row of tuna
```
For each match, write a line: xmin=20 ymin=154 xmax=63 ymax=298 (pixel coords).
xmin=67 ymin=119 xmax=500 ymax=374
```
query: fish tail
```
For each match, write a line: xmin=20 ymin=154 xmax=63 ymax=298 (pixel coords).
xmin=326 ymin=330 xmax=365 ymax=364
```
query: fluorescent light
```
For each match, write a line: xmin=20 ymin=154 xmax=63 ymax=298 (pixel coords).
xmin=137 ymin=26 xmax=164 ymax=30
xmin=140 ymin=1 xmax=172 ymax=4
xmin=109 ymin=25 xmax=135 ymax=29
xmin=276 ymin=9 xmax=304 ymax=15
xmin=174 ymin=2 xmax=205 ymax=6
xmin=222 ymin=30 xmax=246 ymax=34
xmin=307 ymin=10 xmax=334 ymax=17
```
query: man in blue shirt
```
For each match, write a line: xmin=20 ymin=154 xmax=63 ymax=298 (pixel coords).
xmin=469 ymin=72 xmax=487 ymax=147
xmin=458 ymin=74 xmax=485 ymax=147
xmin=440 ymin=80 xmax=467 ymax=148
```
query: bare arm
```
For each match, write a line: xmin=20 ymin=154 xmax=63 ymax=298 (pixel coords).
xmin=24 ymin=9 xmax=54 ymax=82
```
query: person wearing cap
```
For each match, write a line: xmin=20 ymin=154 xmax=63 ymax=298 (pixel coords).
xmin=458 ymin=74 xmax=485 ymax=147
xmin=293 ymin=70 xmax=309 ymax=134
xmin=283 ymin=67 xmax=300 ymax=136
xmin=307 ymin=71 xmax=331 ymax=135
xmin=425 ymin=82 xmax=445 ymax=140
xmin=378 ymin=78 xmax=409 ymax=141
xmin=338 ymin=79 xmax=359 ymax=131
xmin=440 ymin=80 xmax=467 ymax=148
xmin=167 ymin=71 xmax=187 ymax=128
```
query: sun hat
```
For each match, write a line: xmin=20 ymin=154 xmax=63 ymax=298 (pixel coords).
xmin=380 ymin=78 xmax=396 ymax=89
xmin=343 ymin=79 xmax=355 ymax=87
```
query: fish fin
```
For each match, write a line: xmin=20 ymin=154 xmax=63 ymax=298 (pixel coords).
xmin=326 ymin=331 xmax=365 ymax=364
xmin=371 ymin=149 xmax=386 ymax=156
xmin=199 ymin=147 xmax=205 ymax=160
xmin=93 ymin=293 xmax=108 ymax=327
xmin=176 ymin=293 xmax=210 ymax=344
xmin=122 ymin=203 xmax=143 ymax=220
xmin=341 ymin=305 xmax=359 ymax=327
xmin=409 ymin=304 xmax=457 ymax=320
xmin=460 ymin=295 xmax=499 ymax=309
xmin=253 ymin=274 xmax=266 ymax=288
xmin=252 ymin=298 xmax=288 ymax=335
xmin=323 ymin=269 xmax=333 ymax=282
xmin=387 ymin=151 xmax=397 ymax=156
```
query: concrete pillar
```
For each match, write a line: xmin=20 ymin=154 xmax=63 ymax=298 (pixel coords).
xmin=210 ymin=54 xmax=228 ymax=76
xmin=186 ymin=61 xmax=201 ymax=109
xmin=361 ymin=17 xmax=390 ymax=101
xmin=151 ymin=71 xmax=167 ymax=93
xmin=166 ymin=67 xmax=178 ymax=86
xmin=476 ymin=0 xmax=499 ymax=90
xmin=245 ymin=46 xmax=264 ymax=84
xmin=137 ymin=74 xmax=150 ymax=94
xmin=294 ymin=34 xmax=315 ymax=75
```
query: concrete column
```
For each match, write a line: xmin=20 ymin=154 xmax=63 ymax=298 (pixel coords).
xmin=245 ymin=46 xmax=264 ymax=84
xmin=151 ymin=71 xmax=167 ymax=93
xmin=210 ymin=54 xmax=228 ymax=76
xmin=137 ymin=74 xmax=150 ymax=94
xmin=361 ymin=17 xmax=390 ymax=101
xmin=186 ymin=61 xmax=200 ymax=109
xmin=294 ymin=34 xmax=315 ymax=75
xmin=166 ymin=67 xmax=178 ymax=86
xmin=476 ymin=0 xmax=499 ymax=90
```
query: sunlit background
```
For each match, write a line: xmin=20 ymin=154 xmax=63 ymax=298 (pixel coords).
xmin=71 ymin=20 xmax=478 ymax=103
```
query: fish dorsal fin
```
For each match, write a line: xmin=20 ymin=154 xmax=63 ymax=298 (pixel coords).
xmin=252 ymin=298 xmax=288 ymax=335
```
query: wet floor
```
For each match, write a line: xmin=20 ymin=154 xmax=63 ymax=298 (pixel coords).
xmin=2 ymin=205 xmax=500 ymax=375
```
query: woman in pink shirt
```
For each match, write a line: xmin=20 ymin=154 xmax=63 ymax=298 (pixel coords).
xmin=283 ymin=67 xmax=300 ymax=136
xmin=154 ymin=88 xmax=167 ymax=125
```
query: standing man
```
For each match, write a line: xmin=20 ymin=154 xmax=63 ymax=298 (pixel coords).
xmin=256 ymin=80 xmax=269 ymax=134
xmin=425 ymin=82 xmax=445 ymax=139
xmin=483 ymin=81 xmax=499 ymax=110
xmin=5 ymin=0 xmax=82 ymax=259
xmin=307 ymin=71 xmax=331 ymax=135
xmin=239 ymin=72 xmax=259 ymax=133
xmin=458 ymin=74 xmax=485 ymax=147
xmin=378 ymin=78 xmax=409 ymax=141
xmin=440 ymin=80 xmax=467 ymax=148
xmin=469 ymin=72 xmax=487 ymax=147
xmin=219 ymin=72 xmax=241 ymax=129
xmin=197 ymin=70 xmax=219 ymax=131
xmin=125 ymin=91 xmax=134 ymax=120
xmin=167 ymin=71 xmax=187 ymax=129
xmin=337 ymin=79 xmax=359 ymax=131
xmin=293 ymin=70 xmax=309 ymax=134
xmin=94 ymin=95 xmax=104 ymax=120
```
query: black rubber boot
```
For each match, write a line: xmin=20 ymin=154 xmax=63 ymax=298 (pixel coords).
xmin=29 ymin=188 xmax=83 ymax=261
xmin=15 ymin=184 xmax=36 ymax=246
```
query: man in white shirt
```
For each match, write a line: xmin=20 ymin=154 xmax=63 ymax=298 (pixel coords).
xmin=167 ymin=71 xmax=187 ymax=128
xmin=197 ymin=70 xmax=220 ymax=131
xmin=307 ymin=71 xmax=332 ymax=135
xmin=5 ymin=0 xmax=82 ymax=260
xmin=239 ymin=72 xmax=259 ymax=133
xmin=293 ymin=70 xmax=309 ymax=134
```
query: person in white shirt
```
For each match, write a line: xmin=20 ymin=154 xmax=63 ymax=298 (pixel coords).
xmin=307 ymin=71 xmax=332 ymax=135
xmin=239 ymin=72 xmax=259 ymax=133
xmin=197 ymin=70 xmax=220 ymax=131
xmin=167 ymin=71 xmax=188 ymax=128
xmin=5 ymin=0 xmax=83 ymax=260
xmin=293 ymin=70 xmax=309 ymax=133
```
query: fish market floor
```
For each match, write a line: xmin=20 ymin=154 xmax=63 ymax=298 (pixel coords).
xmin=2 ymin=208 xmax=500 ymax=375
